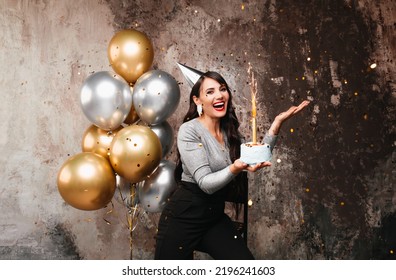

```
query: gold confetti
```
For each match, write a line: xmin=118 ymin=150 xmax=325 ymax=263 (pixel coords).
xmin=354 ymin=92 xmax=358 ymax=96
xmin=390 ymin=250 xmax=394 ymax=254
xmin=340 ymin=202 xmax=345 ymax=206
xmin=241 ymin=4 xmax=245 ymax=10
xmin=305 ymin=188 xmax=310 ymax=192
xmin=290 ymin=128 xmax=294 ymax=133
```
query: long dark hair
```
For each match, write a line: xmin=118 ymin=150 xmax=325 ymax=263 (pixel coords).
xmin=175 ymin=71 xmax=248 ymax=215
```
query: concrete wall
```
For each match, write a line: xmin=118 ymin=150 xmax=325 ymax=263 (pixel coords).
xmin=0 ymin=0 xmax=394 ymax=259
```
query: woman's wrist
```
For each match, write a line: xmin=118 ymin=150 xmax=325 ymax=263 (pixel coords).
xmin=230 ymin=163 xmax=238 ymax=175
xmin=230 ymin=162 xmax=243 ymax=175
xmin=269 ymin=119 xmax=282 ymax=135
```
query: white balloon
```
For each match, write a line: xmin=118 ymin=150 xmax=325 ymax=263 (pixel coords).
xmin=80 ymin=71 xmax=132 ymax=131
xmin=150 ymin=121 xmax=174 ymax=158
xmin=133 ymin=70 xmax=180 ymax=125
xmin=138 ymin=160 xmax=177 ymax=213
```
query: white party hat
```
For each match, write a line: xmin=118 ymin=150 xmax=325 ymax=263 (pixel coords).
xmin=177 ymin=62 xmax=204 ymax=88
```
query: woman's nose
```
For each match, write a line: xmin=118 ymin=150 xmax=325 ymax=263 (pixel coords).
xmin=215 ymin=90 xmax=224 ymax=98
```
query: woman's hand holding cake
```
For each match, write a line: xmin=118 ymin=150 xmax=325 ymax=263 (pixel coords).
xmin=230 ymin=159 xmax=272 ymax=175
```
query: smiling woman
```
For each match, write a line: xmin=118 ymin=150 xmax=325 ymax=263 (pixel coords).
xmin=154 ymin=69 xmax=310 ymax=260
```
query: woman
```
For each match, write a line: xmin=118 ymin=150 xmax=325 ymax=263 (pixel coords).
xmin=154 ymin=71 xmax=309 ymax=259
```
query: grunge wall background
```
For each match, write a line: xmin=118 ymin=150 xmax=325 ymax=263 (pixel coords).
xmin=0 ymin=0 xmax=395 ymax=259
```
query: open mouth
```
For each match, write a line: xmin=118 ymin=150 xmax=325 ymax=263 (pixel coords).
xmin=213 ymin=101 xmax=225 ymax=111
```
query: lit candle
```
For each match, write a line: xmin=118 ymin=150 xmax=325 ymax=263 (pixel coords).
xmin=248 ymin=63 xmax=258 ymax=144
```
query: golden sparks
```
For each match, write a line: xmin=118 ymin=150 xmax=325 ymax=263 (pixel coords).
xmin=340 ymin=202 xmax=345 ymax=206
xmin=290 ymin=128 xmax=294 ymax=133
xmin=248 ymin=199 xmax=253 ymax=206
xmin=370 ymin=63 xmax=377 ymax=69
xmin=305 ymin=188 xmax=310 ymax=193
xmin=241 ymin=3 xmax=245 ymax=10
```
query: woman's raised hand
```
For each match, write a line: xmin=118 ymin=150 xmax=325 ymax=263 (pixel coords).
xmin=275 ymin=100 xmax=310 ymax=123
xmin=269 ymin=100 xmax=310 ymax=135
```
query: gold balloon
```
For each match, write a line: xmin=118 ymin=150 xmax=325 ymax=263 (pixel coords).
xmin=82 ymin=125 xmax=123 ymax=159
xmin=108 ymin=29 xmax=154 ymax=84
xmin=109 ymin=125 xmax=162 ymax=183
xmin=124 ymin=87 xmax=140 ymax=124
xmin=124 ymin=104 xmax=140 ymax=124
xmin=57 ymin=152 xmax=116 ymax=211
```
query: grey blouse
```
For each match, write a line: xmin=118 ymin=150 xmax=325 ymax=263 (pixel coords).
xmin=178 ymin=118 xmax=278 ymax=194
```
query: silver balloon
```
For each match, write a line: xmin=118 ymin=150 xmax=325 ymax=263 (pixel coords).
xmin=80 ymin=71 xmax=132 ymax=131
xmin=150 ymin=121 xmax=174 ymax=158
xmin=113 ymin=175 xmax=139 ymax=208
xmin=138 ymin=160 xmax=177 ymax=213
xmin=133 ymin=70 xmax=180 ymax=125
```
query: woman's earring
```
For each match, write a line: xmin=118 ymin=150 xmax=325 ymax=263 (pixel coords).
xmin=197 ymin=104 xmax=203 ymax=116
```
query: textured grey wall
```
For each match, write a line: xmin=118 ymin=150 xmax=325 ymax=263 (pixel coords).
xmin=0 ymin=0 xmax=395 ymax=259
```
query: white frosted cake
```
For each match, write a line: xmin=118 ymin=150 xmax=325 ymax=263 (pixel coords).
xmin=240 ymin=143 xmax=272 ymax=165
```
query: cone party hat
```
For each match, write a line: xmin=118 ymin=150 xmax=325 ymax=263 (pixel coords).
xmin=177 ymin=62 xmax=204 ymax=88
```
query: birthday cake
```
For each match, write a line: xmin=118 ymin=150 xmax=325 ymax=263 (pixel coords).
xmin=240 ymin=143 xmax=272 ymax=165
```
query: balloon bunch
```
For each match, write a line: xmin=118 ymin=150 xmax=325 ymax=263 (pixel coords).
xmin=57 ymin=29 xmax=180 ymax=216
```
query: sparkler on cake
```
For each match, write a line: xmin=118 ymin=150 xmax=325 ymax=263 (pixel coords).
xmin=240 ymin=63 xmax=272 ymax=165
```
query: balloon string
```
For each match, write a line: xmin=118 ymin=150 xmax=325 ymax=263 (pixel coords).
xmin=104 ymin=179 xmax=140 ymax=259
xmin=103 ymin=201 xmax=115 ymax=225
xmin=112 ymin=179 xmax=139 ymax=230
xmin=128 ymin=183 xmax=137 ymax=260
xmin=104 ymin=191 xmax=131 ymax=230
